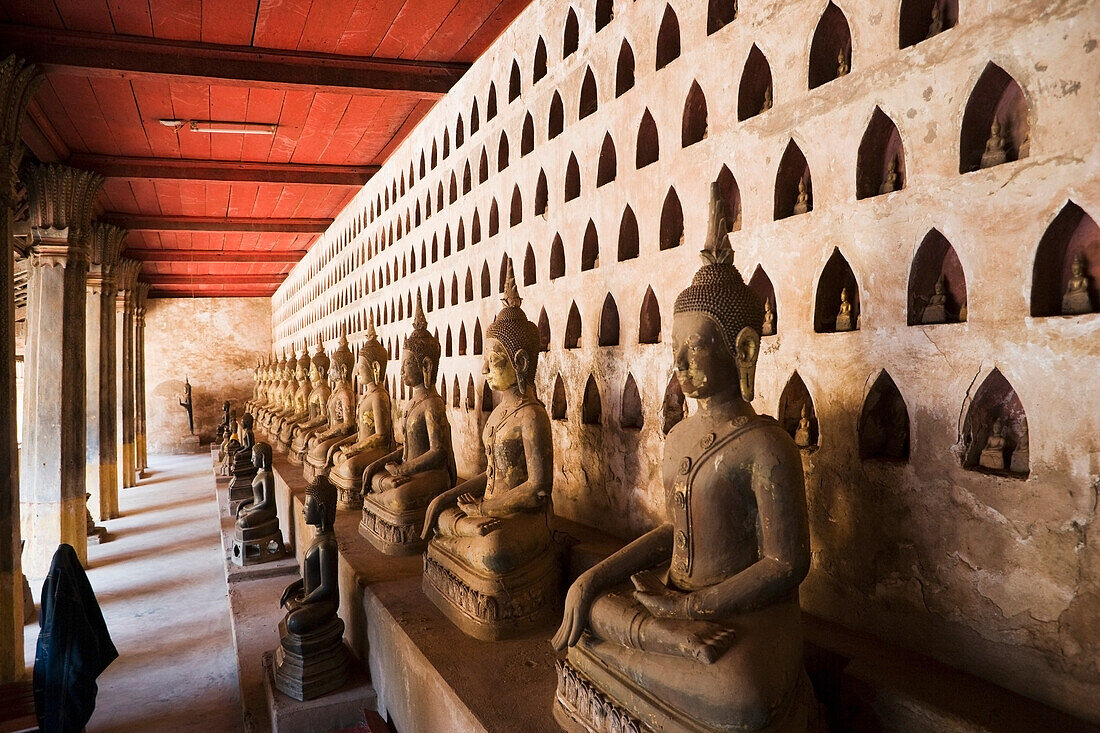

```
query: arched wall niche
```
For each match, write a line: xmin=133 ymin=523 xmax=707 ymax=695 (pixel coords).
xmin=714 ymin=165 xmax=742 ymax=232
xmin=563 ymin=7 xmax=579 ymax=58
xmin=858 ymin=371 xmax=910 ymax=461
xmin=579 ymin=67 xmax=598 ymax=119
xmin=597 ymin=134 xmax=617 ymax=187
xmin=814 ymin=248 xmax=860 ymax=333
xmin=636 ymin=109 xmax=659 ymax=168
xmin=618 ymin=206 xmax=639 ymax=261
xmin=551 ymin=374 xmax=568 ymax=419
xmin=481 ymin=380 xmax=493 ymax=412
xmin=961 ymin=368 xmax=1029 ymax=478
xmin=907 ymin=229 xmax=968 ymax=325
xmin=582 ymin=375 xmax=603 ymax=425
xmin=535 ymin=170 xmax=549 ymax=215
xmin=599 ymin=293 xmax=619 ymax=346
xmin=856 ymin=107 xmax=906 ymax=199
xmin=508 ymin=59 xmax=521 ymax=102
xmin=582 ymin=220 xmax=599 ymax=271
xmin=681 ymin=81 xmax=707 ymax=147
xmin=595 ymin=0 xmax=613 ymax=32
xmin=549 ymin=92 xmax=564 ymax=139
xmin=660 ymin=188 xmax=684 ymax=250
xmin=537 ymin=308 xmax=551 ymax=352
xmin=655 ymin=4 xmax=681 ymax=70
xmin=960 ymin=62 xmax=1030 ymax=173
xmin=661 ymin=374 xmax=686 ymax=435
xmin=738 ymin=44 xmax=773 ymax=121
xmin=774 ymin=140 xmax=812 ymax=219
xmin=899 ymin=0 xmax=958 ymax=49
xmin=565 ymin=154 xmax=581 ymax=201
xmin=748 ymin=266 xmax=777 ymax=336
xmin=458 ymin=323 xmax=467 ymax=355
xmin=466 ymin=375 xmax=476 ymax=410
xmin=550 ymin=235 xmax=566 ymax=280
xmin=452 ymin=376 xmax=460 ymax=408
xmin=521 ymin=114 xmax=535 ymax=156
xmin=480 ymin=262 xmax=491 ymax=298
xmin=638 ymin=286 xmax=661 ymax=343
xmin=708 ymin=0 xmax=737 ymax=35
xmin=1030 ymin=201 xmax=1099 ymax=317
xmin=564 ymin=302 xmax=582 ymax=348
xmin=616 ymin=41 xmax=635 ymax=97
xmin=779 ymin=371 xmax=818 ymax=448
xmin=523 ymin=244 xmax=537 ymax=286
xmin=809 ymin=2 xmax=852 ymax=89
xmin=621 ymin=373 xmax=643 ymax=429
xmin=533 ymin=37 xmax=547 ymax=83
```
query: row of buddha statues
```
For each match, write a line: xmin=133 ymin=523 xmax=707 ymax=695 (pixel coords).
xmin=234 ymin=184 xmax=817 ymax=730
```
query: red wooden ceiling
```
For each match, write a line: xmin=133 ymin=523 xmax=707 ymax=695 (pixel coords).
xmin=7 ymin=0 xmax=532 ymax=297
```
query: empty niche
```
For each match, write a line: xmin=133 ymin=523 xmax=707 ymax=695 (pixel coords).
xmin=655 ymin=5 xmax=681 ymax=70
xmin=616 ymin=41 xmax=635 ymax=97
xmin=466 ymin=376 xmax=476 ymax=410
xmin=857 ymin=107 xmax=906 ymax=199
xmin=960 ymin=63 xmax=1030 ymax=173
xmin=533 ymin=38 xmax=547 ymax=83
xmin=489 ymin=199 xmax=499 ymax=236
xmin=552 ymin=374 xmax=568 ymax=419
xmin=487 ymin=83 xmax=498 ymax=120
xmin=549 ymin=93 xmax=564 ymax=139
xmin=661 ymin=374 xmax=686 ymax=435
xmin=858 ymin=371 xmax=910 ymax=461
xmin=451 ymin=273 xmax=459 ymax=305
xmin=437 ymin=182 xmax=445 ymax=211
xmin=535 ymin=171 xmax=549 ymax=215
xmin=636 ymin=109 xmax=659 ymax=168
xmin=431 ymin=235 xmax=439 ymax=263
xmin=1031 ymin=201 xmax=1099 ymax=317
xmin=442 ymin=129 xmax=450 ymax=159
xmin=961 ymin=368 xmax=1029 ymax=478
xmin=479 ymin=148 xmax=489 ymax=182
xmin=708 ymin=0 xmax=737 ymax=34
xmin=597 ymin=133 xmax=617 ymax=187
xmin=815 ymin=248 xmax=860 ymax=333
xmin=440 ymin=375 xmax=448 ymax=405
xmin=464 ymin=269 xmax=474 ymax=302
xmin=774 ymin=140 xmax=812 ymax=220
xmin=452 ymin=376 xmax=461 ymax=408
xmin=599 ymin=293 xmax=619 ymax=345
xmin=596 ymin=0 xmax=613 ymax=31
xmin=621 ymin=373 xmax=643 ymax=429
xmin=748 ymin=266 xmax=778 ymax=336
xmin=426 ymin=284 xmax=433 ymax=312
xmin=779 ymin=371 xmax=818 ymax=448
xmin=470 ymin=98 xmax=480 ymax=133
xmin=498 ymin=254 xmax=509 ymax=293
xmin=618 ymin=206 xmax=639 ymax=261
xmin=538 ymin=308 xmax=551 ymax=351
xmin=907 ymin=229 xmax=967 ymax=325
xmin=438 ymin=278 xmax=445 ymax=308
xmin=899 ymin=0 xmax=958 ymax=48
xmin=550 ymin=235 xmax=566 ymax=279
xmin=682 ymin=81 xmax=707 ymax=147
xmin=660 ymin=188 xmax=684 ymax=250
xmin=638 ymin=286 xmax=661 ymax=343
xmin=809 ymin=2 xmax=852 ymax=89
xmin=482 ymin=380 xmax=494 ymax=412
xmin=579 ymin=67 xmax=598 ymax=119
xmin=582 ymin=220 xmax=599 ymax=270
xmin=463 ymin=161 xmax=472 ymax=193
xmin=521 ymin=114 xmax=534 ymax=156
xmin=510 ymin=186 xmax=523 ymax=227
xmin=498 ymin=132 xmax=509 ymax=171
xmin=473 ymin=320 xmax=483 ymax=355
xmin=481 ymin=262 xmax=491 ymax=297
xmin=563 ymin=7 xmax=579 ymax=58
xmin=509 ymin=60 xmax=521 ymax=102
xmin=565 ymin=302 xmax=582 ymax=348
xmin=458 ymin=323 xmax=468 ymax=355
xmin=565 ymin=154 xmax=581 ymax=201
xmin=583 ymin=376 xmax=603 ymax=425
xmin=738 ymin=45 xmax=773 ymax=121
xmin=715 ymin=165 xmax=743 ymax=231
xmin=449 ymin=173 xmax=458 ymax=203
xmin=471 ymin=210 xmax=482 ymax=244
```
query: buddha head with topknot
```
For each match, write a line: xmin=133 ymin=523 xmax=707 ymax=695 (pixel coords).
xmin=672 ymin=183 xmax=763 ymax=401
xmin=485 ymin=257 xmax=542 ymax=395
xmin=304 ymin=474 xmax=337 ymax=531
xmin=401 ymin=293 xmax=441 ymax=389
xmin=309 ymin=335 xmax=330 ymax=384
xmin=356 ymin=315 xmax=389 ymax=386
xmin=330 ymin=328 xmax=354 ymax=383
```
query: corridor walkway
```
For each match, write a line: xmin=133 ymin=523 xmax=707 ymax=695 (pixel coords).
xmin=24 ymin=453 xmax=242 ymax=732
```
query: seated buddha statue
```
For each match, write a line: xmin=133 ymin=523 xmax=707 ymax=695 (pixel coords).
xmin=304 ymin=331 xmax=357 ymax=482
xmin=275 ymin=350 xmax=313 ymax=452
xmin=552 ymin=184 xmax=814 ymax=732
xmin=359 ymin=294 xmax=455 ymax=555
xmin=229 ymin=414 xmax=258 ymax=505
xmin=258 ymin=352 xmax=284 ymax=430
xmin=922 ymin=276 xmax=950 ymax=324
xmin=268 ymin=352 xmax=300 ymax=433
xmin=1062 ymin=253 xmax=1093 ymax=315
xmin=232 ymin=441 xmax=285 ymax=565
xmin=274 ymin=475 xmax=349 ymax=700
xmin=420 ymin=261 xmax=559 ymax=641
xmin=330 ymin=317 xmax=396 ymax=510
xmin=980 ymin=119 xmax=1009 ymax=169
xmin=978 ymin=419 xmax=1007 ymax=471
xmin=288 ymin=342 xmax=332 ymax=466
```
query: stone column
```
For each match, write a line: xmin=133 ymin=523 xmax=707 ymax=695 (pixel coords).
xmin=135 ymin=282 xmax=149 ymax=475
xmin=19 ymin=163 xmax=103 ymax=578
xmin=115 ymin=260 xmax=139 ymax=490
xmin=0 ymin=54 xmax=41 ymax=685
xmin=86 ymin=224 xmax=126 ymax=520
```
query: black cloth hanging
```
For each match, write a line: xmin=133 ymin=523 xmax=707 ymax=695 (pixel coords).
xmin=33 ymin=543 xmax=118 ymax=733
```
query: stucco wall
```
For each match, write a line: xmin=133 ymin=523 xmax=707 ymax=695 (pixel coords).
xmin=145 ymin=297 xmax=271 ymax=452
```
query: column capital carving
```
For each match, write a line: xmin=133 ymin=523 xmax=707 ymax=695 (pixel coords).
xmin=29 ymin=226 xmax=90 ymax=268
xmin=114 ymin=257 xmax=141 ymax=293
xmin=0 ymin=55 xmax=42 ymax=209
xmin=23 ymin=163 xmax=104 ymax=240
xmin=86 ymin=273 xmax=114 ymax=296
xmin=135 ymin=281 xmax=150 ymax=320
xmin=89 ymin=222 xmax=128 ymax=276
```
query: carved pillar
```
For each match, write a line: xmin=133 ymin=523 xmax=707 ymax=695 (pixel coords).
xmin=86 ymin=224 xmax=126 ymax=520
xmin=135 ymin=282 xmax=148 ymax=474
xmin=0 ymin=54 xmax=41 ymax=685
xmin=19 ymin=163 xmax=103 ymax=578
xmin=115 ymin=260 xmax=139 ymax=490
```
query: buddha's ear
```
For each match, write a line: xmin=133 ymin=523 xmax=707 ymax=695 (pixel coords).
xmin=371 ymin=360 xmax=382 ymax=384
xmin=734 ymin=327 xmax=760 ymax=401
xmin=420 ymin=356 xmax=434 ymax=385
xmin=512 ymin=349 xmax=530 ymax=392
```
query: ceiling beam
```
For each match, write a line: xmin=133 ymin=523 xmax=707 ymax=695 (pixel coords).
xmin=104 ymin=214 xmax=330 ymax=233
xmin=144 ymin=274 xmax=287 ymax=286
xmin=0 ymin=23 xmax=470 ymax=99
xmin=69 ymin=154 xmax=376 ymax=186
xmin=125 ymin=248 xmax=307 ymax=263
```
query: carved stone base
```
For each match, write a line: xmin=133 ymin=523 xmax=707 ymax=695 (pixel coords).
xmin=358 ymin=496 xmax=427 ymax=556
xmin=274 ymin=617 xmax=350 ymax=701
xmin=330 ymin=470 xmax=363 ymax=511
xmin=554 ymin=659 xmax=647 ymax=733
xmin=421 ymin=540 xmax=560 ymax=641
xmin=232 ymin=526 xmax=287 ymax=567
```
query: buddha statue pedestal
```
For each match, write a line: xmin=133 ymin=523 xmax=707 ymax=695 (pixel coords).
xmin=233 ymin=525 xmax=286 ymax=566
xmin=359 ymin=493 xmax=431 ymax=555
xmin=229 ymin=452 xmax=258 ymax=508
xmin=273 ymin=616 xmax=349 ymax=701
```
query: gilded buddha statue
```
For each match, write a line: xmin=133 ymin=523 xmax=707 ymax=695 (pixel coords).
xmin=276 ymin=349 xmax=314 ymax=452
xmin=258 ymin=351 xmax=285 ymax=431
xmin=552 ymin=185 xmax=813 ymax=732
xmin=420 ymin=260 xmax=559 ymax=641
xmin=266 ymin=350 xmax=298 ymax=433
xmin=329 ymin=317 xmax=396 ymax=510
xmin=304 ymin=330 xmax=357 ymax=482
xmin=359 ymin=294 xmax=456 ymax=554
xmin=288 ymin=341 xmax=332 ymax=466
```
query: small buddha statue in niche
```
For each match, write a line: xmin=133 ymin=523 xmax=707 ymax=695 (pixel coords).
xmin=1062 ymin=253 xmax=1093 ymax=315
xmin=760 ymin=85 xmax=773 ymax=114
xmin=329 ymin=317 xmax=396 ymax=511
xmin=762 ymin=298 xmax=776 ymax=336
xmin=288 ymin=342 xmax=332 ymax=466
xmin=978 ymin=419 xmax=1007 ymax=471
xmin=879 ymin=155 xmax=900 ymax=195
xmin=928 ymin=1 xmax=944 ymax=37
xmin=304 ymin=331 xmax=357 ymax=482
xmin=794 ymin=404 xmax=814 ymax=448
xmin=1010 ymin=422 xmax=1029 ymax=474
xmin=274 ymin=475 xmax=349 ymax=701
xmin=792 ymin=176 xmax=810 ymax=216
xmin=359 ymin=294 xmax=456 ymax=555
xmin=980 ymin=119 xmax=1009 ymax=169
xmin=835 ymin=287 xmax=855 ymax=331
xmin=421 ymin=260 xmax=558 ymax=641
xmin=552 ymin=183 xmax=813 ymax=732
xmin=836 ymin=47 xmax=850 ymax=77
xmin=232 ymin=441 xmax=285 ymax=566
xmin=277 ymin=350 xmax=313 ymax=451
xmin=922 ymin=276 xmax=950 ymax=324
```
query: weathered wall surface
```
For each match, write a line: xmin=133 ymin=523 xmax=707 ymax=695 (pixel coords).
xmin=146 ymin=298 xmax=270 ymax=452
xmin=267 ymin=0 xmax=1100 ymax=722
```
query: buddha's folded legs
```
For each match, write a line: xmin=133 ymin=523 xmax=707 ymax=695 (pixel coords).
xmin=370 ymin=469 xmax=451 ymax=511
xmin=286 ymin=599 xmax=339 ymax=635
xmin=587 ymin=589 xmax=736 ymax=663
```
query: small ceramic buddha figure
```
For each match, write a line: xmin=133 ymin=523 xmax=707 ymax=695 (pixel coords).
xmin=552 ymin=184 xmax=813 ymax=732
xmin=928 ymin=0 xmax=944 ymax=37
xmin=792 ymin=176 xmax=810 ymax=215
xmin=979 ymin=419 xmax=1007 ymax=471
xmin=760 ymin=84 xmax=773 ymax=114
xmin=274 ymin=475 xmax=349 ymax=701
xmin=980 ymin=119 xmax=1008 ymax=169
xmin=420 ymin=260 xmax=557 ymax=641
xmin=330 ymin=317 xmax=396 ymax=511
xmin=232 ymin=441 xmax=286 ymax=566
xmin=359 ymin=295 xmax=456 ymax=554
xmin=922 ymin=276 xmax=950 ymax=324
xmin=1010 ymin=421 xmax=1029 ymax=474
xmin=794 ymin=404 xmax=814 ymax=448
xmin=836 ymin=47 xmax=850 ymax=77
xmin=835 ymin=287 xmax=854 ymax=331
xmin=1062 ymin=253 xmax=1093 ymax=315
xmin=762 ymin=298 xmax=776 ymax=336
xmin=276 ymin=350 xmax=314 ymax=452
xmin=304 ymin=331 xmax=357 ymax=482
xmin=879 ymin=155 xmax=900 ymax=195
xmin=288 ymin=342 xmax=332 ymax=466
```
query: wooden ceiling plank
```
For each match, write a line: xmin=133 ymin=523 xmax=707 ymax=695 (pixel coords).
xmin=227 ymin=180 xmax=260 ymax=218
xmin=103 ymin=214 xmax=331 ymax=233
xmin=168 ymin=78 xmax=212 ymax=160
xmin=93 ymin=76 xmax=155 ymax=158
xmin=201 ymin=0 xmax=259 ymax=46
xmin=322 ymin=93 xmax=385 ymax=165
xmin=21 ymin=98 xmax=68 ymax=163
xmin=145 ymin=273 xmax=286 ymax=285
xmin=30 ymin=77 xmax=85 ymax=154
xmin=252 ymin=0 xmax=311 ymax=51
xmin=374 ymin=98 xmax=434 ymax=163
xmin=207 ymin=85 xmax=250 ymax=162
xmin=66 ymin=154 xmax=378 ymax=185
xmin=297 ymin=0 xmax=359 ymax=54
xmin=148 ymin=0 xmax=202 ymax=42
xmin=288 ymin=91 xmax=351 ymax=164
xmin=242 ymin=86 xmax=284 ymax=161
xmin=47 ymin=74 xmax=113 ymax=154
xmin=382 ymin=0 xmax=459 ymax=60
xmin=128 ymin=76 xmax=182 ymax=157
xmin=107 ymin=0 xmax=154 ymax=36
xmin=418 ymin=0 xmax=495 ymax=62
xmin=0 ymin=0 xmax=62 ymax=26
xmin=266 ymin=87 xmax=314 ymax=164
xmin=455 ymin=0 xmax=531 ymax=64
xmin=52 ymin=0 xmax=115 ymax=34
xmin=124 ymin=248 xmax=307 ymax=262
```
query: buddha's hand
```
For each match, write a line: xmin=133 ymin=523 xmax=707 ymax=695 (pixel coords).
xmin=457 ymin=493 xmax=483 ymax=516
xmin=552 ymin=578 xmax=596 ymax=651
xmin=467 ymin=516 xmax=501 ymax=536
xmin=280 ymin=578 xmax=304 ymax=608
xmin=631 ymin=570 xmax=691 ymax=619
xmin=385 ymin=462 xmax=410 ymax=484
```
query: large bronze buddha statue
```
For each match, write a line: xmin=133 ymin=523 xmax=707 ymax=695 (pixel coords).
xmin=420 ymin=260 xmax=559 ymax=641
xmin=330 ymin=317 xmax=396 ymax=510
xmin=552 ymin=186 xmax=813 ymax=732
xmin=275 ymin=349 xmax=313 ymax=452
xmin=288 ymin=341 xmax=332 ymax=466
xmin=304 ymin=330 xmax=357 ymax=482
xmin=359 ymin=294 xmax=456 ymax=555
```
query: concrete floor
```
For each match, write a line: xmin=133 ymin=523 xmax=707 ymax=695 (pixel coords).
xmin=24 ymin=453 xmax=243 ymax=732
